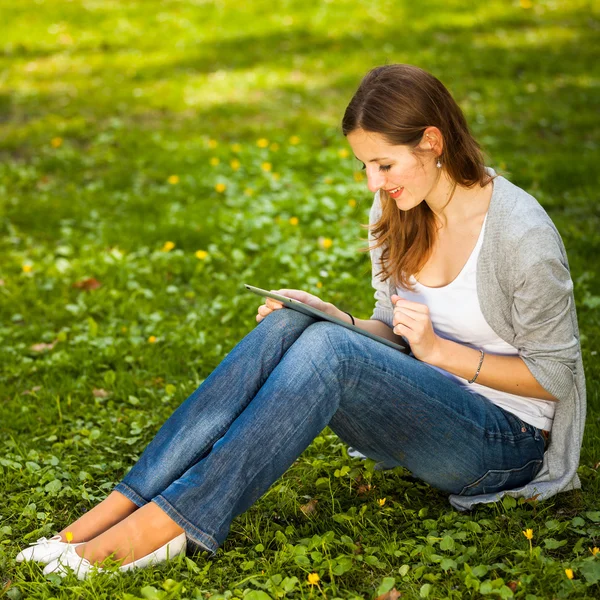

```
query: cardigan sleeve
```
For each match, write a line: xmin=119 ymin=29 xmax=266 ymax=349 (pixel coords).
xmin=369 ymin=190 xmax=394 ymax=327
xmin=511 ymin=225 xmax=579 ymax=402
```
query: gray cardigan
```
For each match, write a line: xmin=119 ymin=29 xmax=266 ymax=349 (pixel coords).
xmin=368 ymin=167 xmax=586 ymax=509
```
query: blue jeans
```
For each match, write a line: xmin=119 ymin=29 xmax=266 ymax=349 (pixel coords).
xmin=114 ymin=309 xmax=545 ymax=555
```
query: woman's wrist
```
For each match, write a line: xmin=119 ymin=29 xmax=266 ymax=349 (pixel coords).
xmin=423 ymin=336 xmax=449 ymax=367
xmin=427 ymin=338 xmax=483 ymax=383
xmin=328 ymin=304 xmax=354 ymax=324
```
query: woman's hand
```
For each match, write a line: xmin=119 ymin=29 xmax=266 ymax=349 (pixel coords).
xmin=391 ymin=294 xmax=442 ymax=363
xmin=256 ymin=289 xmax=331 ymax=323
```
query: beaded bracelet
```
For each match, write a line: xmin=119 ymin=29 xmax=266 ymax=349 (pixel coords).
xmin=468 ymin=350 xmax=485 ymax=384
xmin=342 ymin=311 xmax=355 ymax=326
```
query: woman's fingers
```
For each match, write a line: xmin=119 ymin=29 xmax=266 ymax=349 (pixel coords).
xmin=266 ymin=298 xmax=284 ymax=309
xmin=393 ymin=306 xmax=427 ymax=326
xmin=256 ymin=305 xmax=271 ymax=323
xmin=256 ymin=297 xmax=285 ymax=323
xmin=393 ymin=309 xmax=418 ymax=328
xmin=257 ymin=305 xmax=270 ymax=316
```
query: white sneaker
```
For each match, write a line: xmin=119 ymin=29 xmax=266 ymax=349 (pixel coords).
xmin=43 ymin=532 xmax=187 ymax=580
xmin=43 ymin=545 xmax=100 ymax=580
xmin=15 ymin=535 xmax=84 ymax=564
xmin=119 ymin=531 xmax=186 ymax=573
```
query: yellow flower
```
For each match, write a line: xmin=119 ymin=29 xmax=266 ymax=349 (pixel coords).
xmin=121 ymin=326 xmax=128 ymax=333
xmin=65 ymin=531 xmax=73 ymax=543
xmin=591 ymin=547 xmax=600 ymax=556
xmin=320 ymin=237 xmax=333 ymax=250
xmin=148 ymin=335 xmax=157 ymax=343
xmin=230 ymin=159 xmax=241 ymax=171
xmin=338 ymin=148 xmax=349 ymax=158
xmin=289 ymin=135 xmax=300 ymax=145
xmin=523 ymin=529 xmax=533 ymax=540
xmin=353 ymin=171 xmax=365 ymax=182
xmin=272 ymin=172 xmax=280 ymax=180
xmin=231 ymin=143 xmax=242 ymax=152
xmin=22 ymin=264 xmax=33 ymax=273
xmin=208 ymin=139 xmax=218 ymax=148
xmin=324 ymin=177 xmax=333 ymax=184
xmin=378 ymin=498 xmax=386 ymax=507
xmin=161 ymin=241 xmax=176 ymax=252
xmin=565 ymin=568 xmax=574 ymax=580
xmin=348 ymin=198 xmax=357 ymax=208
xmin=289 ymin=217 xmax=299 ymax=226
xmin=244 ymin=187 xmax=254 ymax=196
xmin=316 ymin=281 xmax=322 ymax=289
xmin=210 ymin=157 xmax=220 ymax=166
xmin=167 ymin=174 xmax=180 ymax=185
xmin=195 ymin=250 xmax=208 ymax=260
xmin=215 ymin=183 xmax=227 ymax=193
xmin=257 ymin=138 xmax=269 ymax=148
xmin=261 ymin=162 xmax=272 ymax=172
xmin=520 ymin=0 xmax=532 ymax=8
xmin=51 ymin=137 xmax=63 ymax=148
xmin=307 ymin=573 xmax=320 ymax=585
xmin=270 ymin=142 xmax=279 ymax=151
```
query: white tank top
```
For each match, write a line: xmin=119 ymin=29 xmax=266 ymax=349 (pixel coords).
xmin=397 ymin=211 xmax=555 ymax=431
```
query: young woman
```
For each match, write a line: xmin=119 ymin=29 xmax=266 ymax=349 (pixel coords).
xmin=16 ymin=64 xmax=586 ymax=579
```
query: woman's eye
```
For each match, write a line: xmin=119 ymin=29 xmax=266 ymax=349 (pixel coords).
xmin=360 ymin=163 xmax=392 ymax=172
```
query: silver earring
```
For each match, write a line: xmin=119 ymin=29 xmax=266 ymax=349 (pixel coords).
xmin=436 ymin=157 xmax=442 ymax=169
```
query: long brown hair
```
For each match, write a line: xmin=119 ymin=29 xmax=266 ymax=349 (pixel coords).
xmin=342 ymin=64 xmax=497 ymax=291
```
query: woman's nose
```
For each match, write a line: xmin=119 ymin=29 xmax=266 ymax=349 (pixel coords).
xmin=366 ymin=167 xmax=386 ymax=193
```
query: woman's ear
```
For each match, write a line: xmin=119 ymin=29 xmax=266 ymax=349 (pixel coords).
xmin=421 ymin=126 xmax=444 ymax=155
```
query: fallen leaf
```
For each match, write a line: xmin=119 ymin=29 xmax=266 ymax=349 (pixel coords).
xmin=300 ymin=498 xmax=318 ymax=517
xmin=376 ymin=588 xmax=402 ymax=600
xmin=508 ymin=581 xmax=518 ymax=592
xmin=22 ymin=386 xmax=42 ymax=395
xmin=73 ymin=278 xmax=102 ymax=291
xmin=30 ymin=342 xmax=56 ymax=352
xmin=522 ymin=494 xmax=541 ymax=503
xmin=93 ymin=388 xmax=109 ymax=398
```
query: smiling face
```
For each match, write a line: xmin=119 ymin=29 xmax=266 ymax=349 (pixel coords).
xmin=346 ymin=128 xmax=441 ymax=211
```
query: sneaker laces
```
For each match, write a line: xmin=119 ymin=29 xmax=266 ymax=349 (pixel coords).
xmin=27 ymin=534 xmax=64 ymax=547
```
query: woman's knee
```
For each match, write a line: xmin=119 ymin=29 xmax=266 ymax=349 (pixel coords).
xmin=293 ymin=321 xmax=355 ymax=365
xmin=260 ymin=307 xmax=316 ymax=337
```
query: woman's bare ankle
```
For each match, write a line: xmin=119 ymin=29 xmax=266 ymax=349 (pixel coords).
xmin=58 ymin=490 xmax=139 ymax=543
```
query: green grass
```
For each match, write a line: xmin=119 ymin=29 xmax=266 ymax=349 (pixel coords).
xmin=1 ymin=0 xmax=599 ymax=598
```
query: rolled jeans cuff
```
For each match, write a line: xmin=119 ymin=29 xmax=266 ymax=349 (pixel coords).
xmin=114 ymin=482 xmax=218 ymax=556
xmin=152 ymin=495 xmax=219 ymax=556
xmin=114 ymin=482 xmax=148 ymax=508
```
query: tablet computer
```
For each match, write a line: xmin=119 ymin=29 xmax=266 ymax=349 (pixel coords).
xmin=244 ymin=284 xmax=409 ymax=354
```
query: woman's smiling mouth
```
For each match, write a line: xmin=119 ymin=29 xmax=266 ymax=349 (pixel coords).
xmin=387 ymin=186 xmax=404 ymax=199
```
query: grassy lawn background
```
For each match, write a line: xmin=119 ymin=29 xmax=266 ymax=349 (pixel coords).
xmin=1 ymin=0 xmax=599 ymax=598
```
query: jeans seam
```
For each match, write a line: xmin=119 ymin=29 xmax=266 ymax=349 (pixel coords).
xmin=339 ymin=352 xmax=545 ymax=445
xmin=458 ymin=457 xmax=543 ymax=496
xmin=153 ymin=495 xmax=219 ymax=555
xmin=208 ymin=364 xmax=341 ymax=532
